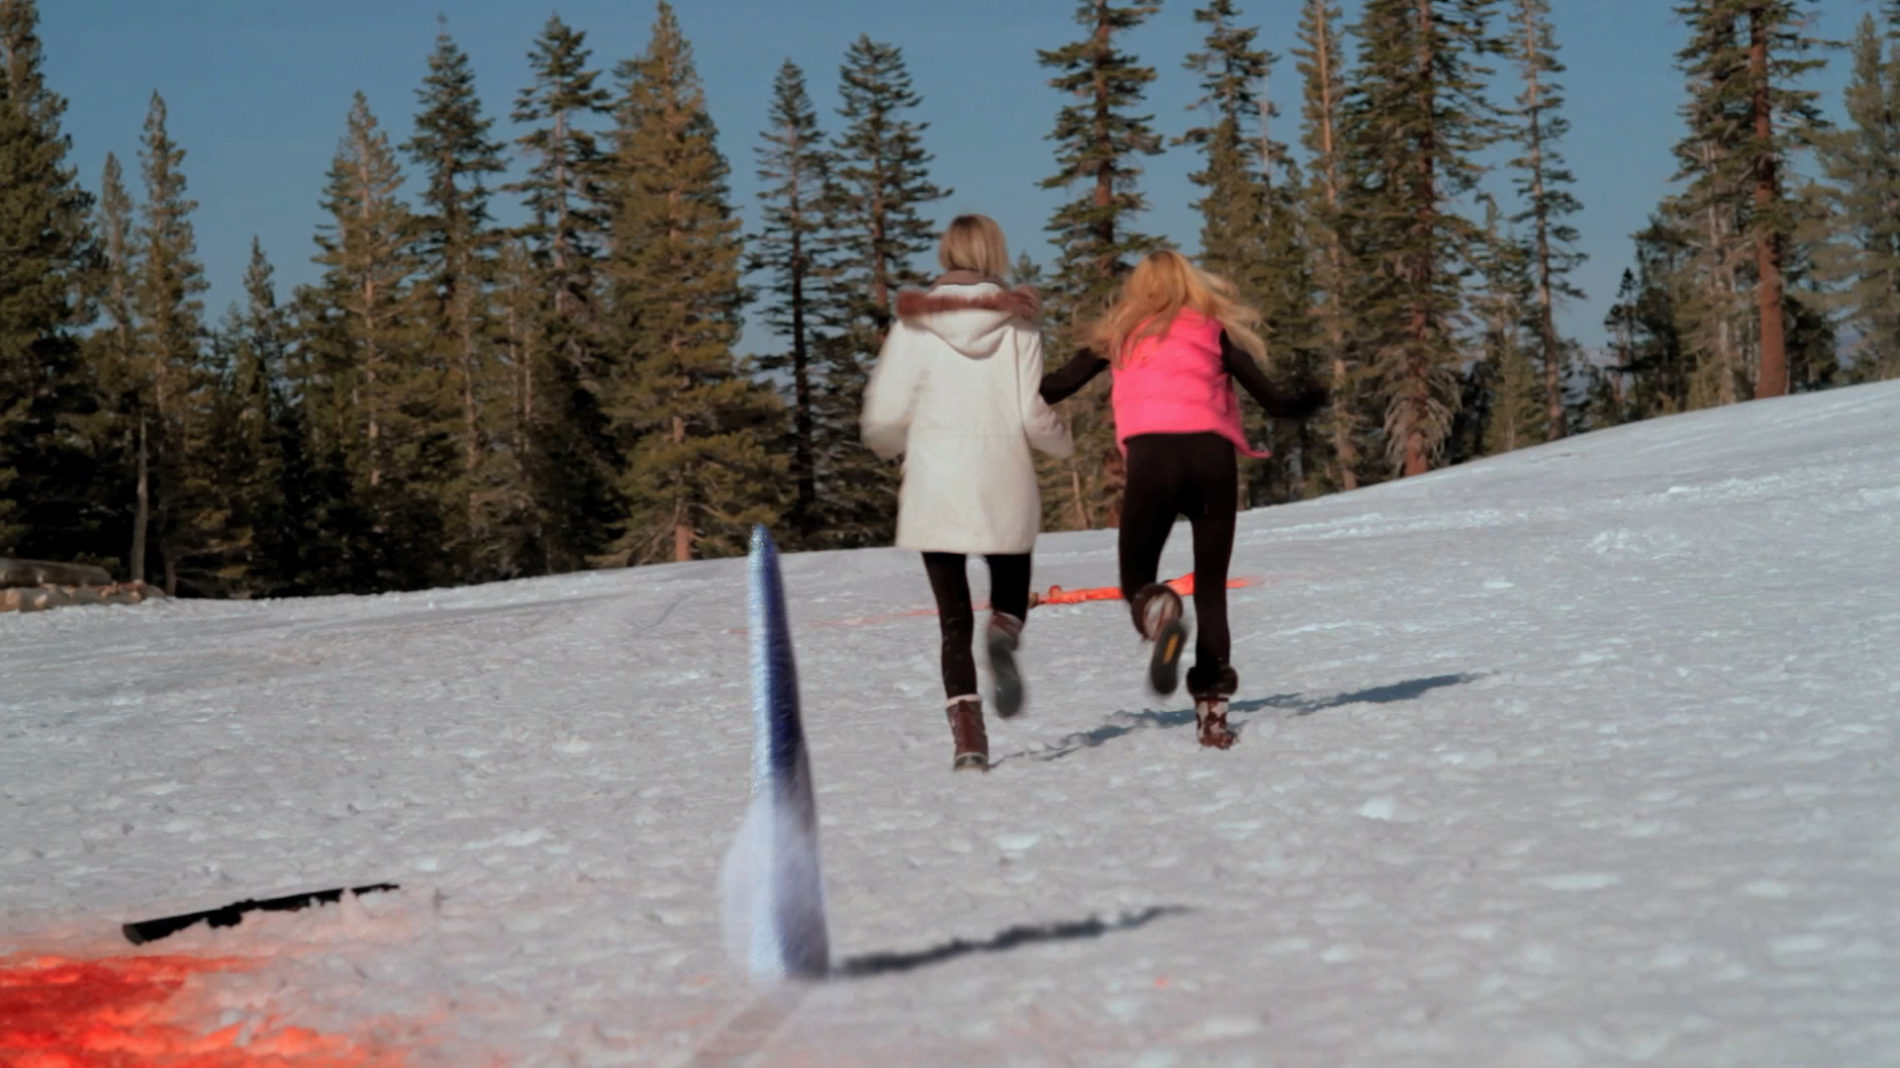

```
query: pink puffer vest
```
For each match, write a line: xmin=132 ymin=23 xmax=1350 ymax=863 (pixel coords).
xmin=1110 ymin=309 xmax=1270 ymax=458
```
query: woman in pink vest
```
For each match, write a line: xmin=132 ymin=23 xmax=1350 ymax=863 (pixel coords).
xmin=1040 ymin=250 xmax=1323 ymax=749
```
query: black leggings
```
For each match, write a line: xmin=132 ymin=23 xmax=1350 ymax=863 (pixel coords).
xmin=1119 ymin=433 xmax=1237 ymax=683
xmin=923 ymin=552 xmax=1032 ymax=699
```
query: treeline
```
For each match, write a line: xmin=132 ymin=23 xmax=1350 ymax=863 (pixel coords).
xmin=0 ymin=0 xmax=1889 ymax=599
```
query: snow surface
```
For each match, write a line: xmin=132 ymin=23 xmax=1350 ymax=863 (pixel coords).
xmin=4 ymin=381 xmax=1899 ymax=1066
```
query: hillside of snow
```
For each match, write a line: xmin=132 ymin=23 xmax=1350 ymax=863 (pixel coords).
xmin=4 ymin=381 xmax=1898 ymax=1066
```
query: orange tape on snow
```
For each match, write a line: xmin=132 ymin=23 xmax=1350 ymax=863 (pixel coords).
xmin=1031 ymin=573 xmax=1258 ymax=606
xmin=723 ymin=574 xmax=1261 ymax=632
xmin=0 ymin=953 xmax=405 ymax=1067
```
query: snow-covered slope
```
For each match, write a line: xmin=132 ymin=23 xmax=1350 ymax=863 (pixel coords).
xmin=4 ymin=381 xmax=1898 ymax=1066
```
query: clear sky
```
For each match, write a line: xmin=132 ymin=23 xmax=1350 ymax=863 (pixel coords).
xmin=39 ymin=0 xmax=1878 ymax=355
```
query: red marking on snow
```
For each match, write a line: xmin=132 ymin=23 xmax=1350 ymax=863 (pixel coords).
xmin=724 ymin=574 xmax=1262 ymax=632
xmin=1031 ymin=573 xmax=1259 ymax=606
xmin=0 ymin=953 xmax=405 ymax=1068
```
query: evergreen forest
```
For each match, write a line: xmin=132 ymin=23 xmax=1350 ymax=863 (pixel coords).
xmin=1 ymin=0 xmax=1885 ymax=597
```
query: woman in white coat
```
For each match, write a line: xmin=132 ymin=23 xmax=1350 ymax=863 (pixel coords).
xmin=861 ymin=214 xmax=1072 ymax=771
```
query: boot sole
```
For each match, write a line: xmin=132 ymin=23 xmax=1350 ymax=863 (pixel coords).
xmin=952 ymin=753 xmax=990 ymax=771
xmin=1150 ymin=619 xmax=1187 ymax=695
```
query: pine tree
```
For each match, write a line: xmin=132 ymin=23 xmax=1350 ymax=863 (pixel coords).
xmin=311 ymin=91 xmax=437 ymax=588
xmin=1179 ymin=0 xmax=1272 ymax=296
xmin=1815 ymin=13 xmax=1900 ymax=381
xmin=1472 ymin=199 xmax=1542 ymax=455
xmin=1672 ymin=8 xmax=1750 ymax=408
xmin=814 ymin=36 xmax=947 ymax=547
xmin=1294 ymin=0 xmax=1362 ymax=492
xmin=1671 ymin=0 xmax=1826 ymax=402
xmin=750 ymin=59 xmax=831 ymax=544
xmin=1343 ymin=0 xmax=1501 ymax=477
xmin=221 ymin=239 xmax=293 ymax=595
xmin=133 ymin=92 xmax=210 ymax=592
xmin=0 ymin=0 xmax=98 ymax=558
xmin=85 ymin=152 xmax=141 ymax=576
xmin=1507 ymin=0 xmax=1584 ymax=440
xmin=1039 ymin=0 xmax=1165 ymax=528
xmin=1179 ymin=3 xmax=1320 ymax=504
xmin=605 ymin=2 xmax=783 ymax=564
xmin=1605 ymin=217 xmax=1695 ymax=418
xmin=509 ymin=16 xmax=617 ymax=573
xmin=405 ymin=20 xmax=510 ymax=580
xmin=491 ymin=236 xmax=544 ymax=576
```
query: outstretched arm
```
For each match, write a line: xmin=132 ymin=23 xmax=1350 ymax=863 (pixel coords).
xmin=1220 ymin=332 xmax=1328 ymax=419
xmin=1017 ymin=331 xmax=1074 ymax=459
xmin=1039 ymin=348 xmax=1110 ymax=405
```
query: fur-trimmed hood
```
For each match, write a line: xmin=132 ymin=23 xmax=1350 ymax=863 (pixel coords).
xmin=894 ymin=275 xmax=1041 ymax=359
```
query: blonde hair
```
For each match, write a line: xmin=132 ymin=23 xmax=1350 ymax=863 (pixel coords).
xmin=1086 ymin=250 xmax=1267 ymax=367
xmin=937 ymin=214 xmax=1010 ymax=280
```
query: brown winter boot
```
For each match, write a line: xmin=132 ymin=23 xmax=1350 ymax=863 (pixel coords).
xmin=1131 ymin=583 xmax=1188 ymax=695
xmin=1188 ymin=665 xmax=1239 ymax=750
xmin=945 ymin=695 xmax=989 ymax=771
xmin=986 ymin=612 xmax=1025 ymax=719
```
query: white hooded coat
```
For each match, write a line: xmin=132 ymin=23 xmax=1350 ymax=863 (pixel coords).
xmin=861 ymin=280 xmax=1073 ymax=555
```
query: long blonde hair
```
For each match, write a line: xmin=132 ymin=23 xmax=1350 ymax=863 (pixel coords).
xmin=1085 ymin=250 xmax=1266 ymax=367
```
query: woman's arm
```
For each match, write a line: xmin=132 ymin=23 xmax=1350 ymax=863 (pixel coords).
xmin=1039 ymin=349 xmax=1110 ymax=405
xmin=1220 ymin=332 xmax=1328 ymax=419
xmin=1017 ymin=330 xmax=1075 ymax=459
xmin=860 ymin=325 xmax=923 ymax=458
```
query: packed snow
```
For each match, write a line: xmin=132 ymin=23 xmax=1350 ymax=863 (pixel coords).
xmin=4 ymin=381 xmax=1898 ymax=1066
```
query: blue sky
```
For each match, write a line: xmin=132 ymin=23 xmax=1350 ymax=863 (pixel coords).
xmin=41 ymin=0 xmax=1877 ymax=354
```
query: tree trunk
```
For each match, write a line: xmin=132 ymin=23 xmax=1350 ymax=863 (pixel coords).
xmin=1750 ymin=9 xmax=1789 ymax=399
xmin=0 ymin=558 xmax=115 ymax=588
xmin=1313 ymin=1 xmax=1358 ymax=491
xmin=672 ymin=414 xmax=692 ymax=562
xmin=790 ymin=230 xmax=816 ymax=539
xmin=1069 ymin=461 xmax=1091 ymax=530
xmin=1402 ymin=0 xmax=1438 ymax=479
xmin=1522 ymin=1 xmax=1567 ymax=440
xmin=131 ymin=411 xmax=149 ymax=584
xmin=1699 ymin=143 xmax=1737 ymax=407
xmin=460 ymin=279 xmax=482 ymax=562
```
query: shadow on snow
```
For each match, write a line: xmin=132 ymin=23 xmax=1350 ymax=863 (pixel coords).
xmin=834 ymin=905 xmax=1191 ymax=978
xmin=1005 ymin=672 xmax=1484 ymax=763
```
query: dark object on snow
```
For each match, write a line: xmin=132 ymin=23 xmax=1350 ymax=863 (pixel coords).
xmin=122 ymin=882 xmax=399 ymax=944
xmin=0 ymin=557 xmax=112 ymax=589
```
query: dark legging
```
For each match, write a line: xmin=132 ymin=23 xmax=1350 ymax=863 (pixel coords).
xmin=1119 ymin=433 xmax=1237 ymax=687
xmin=923 ymin=552 xmax=1032 ymax=699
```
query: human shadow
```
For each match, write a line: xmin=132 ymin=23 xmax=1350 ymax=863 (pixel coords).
xmin=1269 ymin=672 xmax=1481 ymax=717
xmin=835 ymin=905 xmax=1190 ymax=978
xmin=1006 ymin=672 xmax=1483 ymax=762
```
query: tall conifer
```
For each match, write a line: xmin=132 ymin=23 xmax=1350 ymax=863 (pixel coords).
xmin=311 ymin=91 xmax=437 ymax=587
xmin=87 ymin=152 xmax=142 ymax=575
xmin=1670 ymin=0 xmax=1825 ymax=401
xmin=1343 ymin=0 xmax=1500 ymax=477
xmin=133 ymin=92 xmax=210 ymax=591
xmin=750 ymin=59 xmax=831 ymax=544
xmin=1472 ymin=200 xmax=1541 ymax=455
xmin=1507 ymin=0 xmax=1584 ymax=440
xmin=1039 ymin=0 xmax=1165 ymax=527
xmin=406 ymin=21 xmax=509 ymax=578
xmin=815 ymin=36 xmax=946 ymax=547
xmin=1294 ymin=0 xmax=1362 ymax=492
xmin=510 ymin=16 xmax=616 ymax=572
xmin=605 ymin=2 xmax=782 ymax=564
xmin=1179 ymin=0 xmax=1272 ymax=297
xmin=1815 ymin=14 xmax=1900 ymax=381
xmin=0 ymin=0 xmax=97 ymax=557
